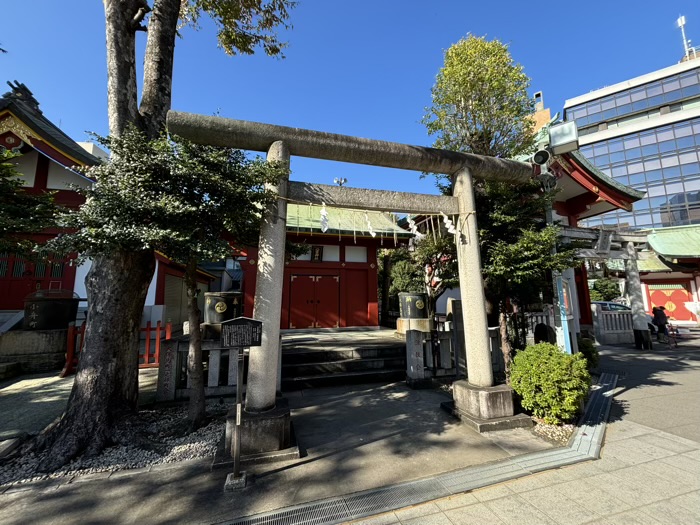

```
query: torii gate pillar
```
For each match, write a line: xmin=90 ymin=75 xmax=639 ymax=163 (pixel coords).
xmin=450 ymin=168 xmax=523 ymax=430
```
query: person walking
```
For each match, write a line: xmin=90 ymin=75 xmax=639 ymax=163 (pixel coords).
xmin=652 ymin=306 xmax=669 ymax=342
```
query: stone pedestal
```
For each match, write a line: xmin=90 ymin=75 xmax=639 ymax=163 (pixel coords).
xmin=448 ymin=380 xmax=532 ymax=432
xmin=225 ymin=398 xmax=293 ymax=456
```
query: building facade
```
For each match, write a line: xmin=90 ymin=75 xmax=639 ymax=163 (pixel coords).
xmin=564 ymin=58 xmax=700 ymax=230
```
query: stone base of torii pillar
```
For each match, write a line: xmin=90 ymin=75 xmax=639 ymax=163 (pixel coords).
xmin=445 ymin=381 xmax=532 ymax=433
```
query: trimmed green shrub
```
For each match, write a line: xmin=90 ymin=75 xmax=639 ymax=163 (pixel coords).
xmin=510 ymin=343 xmax=591 ymax=424
xmin=577 ymin=337 xmax=599 ymax=371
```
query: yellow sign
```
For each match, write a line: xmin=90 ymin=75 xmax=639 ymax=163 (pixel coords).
xmin=215 ymin=301 xmax=227 ymax=313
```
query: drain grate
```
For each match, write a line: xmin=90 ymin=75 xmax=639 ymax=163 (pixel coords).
xmin=344 ymin=478 xmax=448 ymax=518
xmin=228 ymin=498 xmax=350 ymax=525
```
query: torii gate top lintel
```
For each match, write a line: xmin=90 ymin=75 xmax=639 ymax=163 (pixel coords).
xmin=166 ymin=110 xmax=533 ymax=184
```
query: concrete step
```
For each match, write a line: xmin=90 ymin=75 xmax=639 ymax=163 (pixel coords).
xmin=282 ymin=356 xmax=406 ymax=377
xmin=281 ymin=369 xmax=406 ymax=391
xmin=282 ymin=346 xmax=405 ymax=365
xmin=0 ymin=362 xmax=21 ymax=381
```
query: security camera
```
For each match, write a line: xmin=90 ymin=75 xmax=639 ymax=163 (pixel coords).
xmin=532 ymin=149 xmax=551 ymax=165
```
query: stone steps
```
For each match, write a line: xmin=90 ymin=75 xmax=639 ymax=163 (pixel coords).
xmin=0 ymin=362 xmax=21 ymax=381
xmin=281 ymin=342 xmax=406 ymax=391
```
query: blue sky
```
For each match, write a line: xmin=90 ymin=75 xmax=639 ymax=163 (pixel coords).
xmin=1 ymin=1 xmax=698 ymax=195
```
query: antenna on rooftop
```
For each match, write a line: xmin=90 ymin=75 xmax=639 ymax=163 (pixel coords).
xmin=677 ymin=15 xmax=697 ymax=61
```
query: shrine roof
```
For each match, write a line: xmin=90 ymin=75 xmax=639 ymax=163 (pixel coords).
xmin=645 ymin=224 xmax=700 ymax=259
xmin=0 ymin=81 xmax=100 ymax=167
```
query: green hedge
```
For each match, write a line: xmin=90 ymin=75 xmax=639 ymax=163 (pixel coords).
xmin=577 ymin=337 xmax=599 ymax=371
xmin=510 ymin=343 xmax=591 ymax=425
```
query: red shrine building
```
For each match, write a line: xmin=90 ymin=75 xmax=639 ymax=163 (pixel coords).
xmin=0 ymin=82 xmax=212 ymax=326
xmin=239 ymin=204 xmax=411 ymax=329
xmin=0 ymin=81 xmax=99 ymax=309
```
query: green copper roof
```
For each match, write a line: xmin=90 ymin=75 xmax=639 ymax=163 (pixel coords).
xmin=646 ymin=224 xmax=700 ymax=258
xmin=286 ymin=203 xmax=411 ymax=238
xmin=606 ymin=251 xmax=674 ymax=273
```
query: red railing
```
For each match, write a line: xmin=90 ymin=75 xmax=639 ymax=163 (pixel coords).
xmin=139 ymin=321 xmax=172 ymax=368
xmin=61 ymin=322 xmax=86 ymax=377
xmin=61 ymin=321 xmax=172 ymax=376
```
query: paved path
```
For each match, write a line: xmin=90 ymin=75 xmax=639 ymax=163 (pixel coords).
xmin=349 ymin=342 xmax=700 ymax=525
xmin=0 ymin=337 xmax=698 ymax=524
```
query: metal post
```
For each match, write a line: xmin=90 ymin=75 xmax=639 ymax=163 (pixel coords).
xmin=233 ymin=346 xmax=245 ymax=479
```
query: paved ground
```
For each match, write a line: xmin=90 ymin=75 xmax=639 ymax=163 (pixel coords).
xmin=0 ymin=332 xmax=698 ymax=524
xmin=348 ymin=340 xmax=700 ymax=525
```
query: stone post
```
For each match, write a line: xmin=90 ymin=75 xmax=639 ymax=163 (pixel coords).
xmin=452 ymin=167 xmax=494 ymax=388
xmin=625 ymin=241 xmax=651 ymax=349
xmin=247 ymin=141 xmax=290 ymax=412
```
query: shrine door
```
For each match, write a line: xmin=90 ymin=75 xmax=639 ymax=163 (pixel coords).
xmin=289 ymin=274 xmax=340 ymax=328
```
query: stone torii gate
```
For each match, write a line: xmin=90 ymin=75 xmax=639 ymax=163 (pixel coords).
xmin=167 ymin=111 xmax=534 ymax=452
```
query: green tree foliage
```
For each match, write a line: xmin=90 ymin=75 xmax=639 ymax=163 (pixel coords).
xmin=181 ymin=0 xmax=295 ymax=57
xmin=424 ymin=35 xmax=535 ymax=190
xmin=0 ymin=150 xmax=56 ymax=256
xmin=576 ymin=336 xmax=599 ymax=371
xmin=423 ymin=35 xmax=578 ymax=369
xmin=388 ymin=232 xmax=458 ymax=319
xmin=588 ymin=277 xmax=621 ymax=302
xmin=510 ymin=343 xmax=591 ymax=424
xmin=50 ymin=128 xmax=282 ymax=427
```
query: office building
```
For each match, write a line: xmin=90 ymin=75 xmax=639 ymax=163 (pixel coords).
xmin=564 ymin=58 xmax=700 ymax=230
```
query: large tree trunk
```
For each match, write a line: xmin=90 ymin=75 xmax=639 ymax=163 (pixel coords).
xmin=35 ymin=250 xmax=155 ymax=469
xmin=498 ymin=309 xmax=513 ymax=381
xmin=140 ymin=0 xmax=180 ymax=139
xmin=104 ymin=0 xmax=143 ymax=136
xmin=109 ymin=250 xmax=157 ymax=412
xmin=185 ymin=258 xmax=206 ymax=428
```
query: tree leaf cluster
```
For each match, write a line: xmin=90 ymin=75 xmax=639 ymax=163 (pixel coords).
xmin=50 ymin=127 xmax=283 ymax=265
xmin=588 ymin=277 xmax=621 ymax=302
xmin=423 ymin=35 xmax=535 ymax=161
xmin=180 ymin=0 xmax=295 ymax=57
xmin=387 ymin=230 xmax=458 ymax=317
xmin=0 ymin=150 xmax=56 ymax=256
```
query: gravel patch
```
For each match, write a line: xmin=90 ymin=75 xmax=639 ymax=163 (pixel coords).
xmin=0 ymin=401 xmax=229 ymax=487
xmin=531 ymin=419 xmax=576 ymax=446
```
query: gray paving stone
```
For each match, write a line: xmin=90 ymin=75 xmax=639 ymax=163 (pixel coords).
xmin=443 ymin=503 xmax=507 ymax=524
xmin=399 ymin=511 xmax=453 ymax=525
xmin=583 ymin=508 xmax=663 ymax=525
xmin=651 ymin=457 xmax=700 ymax=488
xmin=603 ymin=420 xmax=654 ymax=442
xmin=635 ymin=431 xmax=699 ymax=454
xmin=599 ymin=437 xmax=676 ymax=465
xmin=393 ymin=503 xmax=441 ymax=521
xmin=348 ymin=512 xmax=400 ymax=525
xmin=641 ymin=499 xmax=700 ymax=524
xmin=681 ymin=448 xmax=700 ymax=461
xmin=521 ymin=485 xmax=600 ymax=525
xmin=434 ymin=492 xmax=478 ymax=510
xmin=485 ymin=494 xmax=558 ymax=525
xmin=470 ymin=484 xmax=514 ymax=502
xmin=557 ymin=479 xmax=632 ymax=515
xmin=668 ymin=490 xmax=700 ymax=515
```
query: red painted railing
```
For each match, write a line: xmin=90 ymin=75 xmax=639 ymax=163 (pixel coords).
xmin=61 ymin=321 xmax=172 ymax=376
xmin=139 ymin=321 xmax=172 ymax=368
xmin=61 ymin=322 xmax=86 ymax=377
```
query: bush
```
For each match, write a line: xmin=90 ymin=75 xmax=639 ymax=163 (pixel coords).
xmin=577 ymin=337 xmax=599 ymax=371
xmin=510 ymin=343 xmax=591 ymax=425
